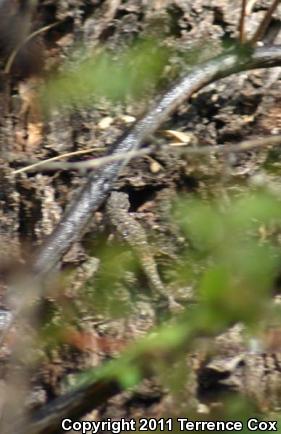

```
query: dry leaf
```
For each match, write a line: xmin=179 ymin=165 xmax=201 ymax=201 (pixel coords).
xmin=27 ymin=121 xmax=43 ymax=148
xmin=98 ymin=116 xmax=113 ymax=129
xmin=145 ymin=156 xmax=163 ymax=173
xmin=120 ymin=114 xmax=136 ymax=123
xmin=162 ymin=129 xmax=198 ymax=145
xmin=18 ymin=79 xmax=43 ymax=151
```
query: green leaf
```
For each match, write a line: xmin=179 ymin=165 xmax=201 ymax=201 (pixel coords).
xmin=41 ymin=38 xmax=170 ymax=110
xmin=175 ymin=198 xmax=224 ymax=252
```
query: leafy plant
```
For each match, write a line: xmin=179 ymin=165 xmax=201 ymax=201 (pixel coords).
xmin=64 ymin=189 xmax=281 ymax=414
xmin=41 ymin=38 xmax=170 ymax=109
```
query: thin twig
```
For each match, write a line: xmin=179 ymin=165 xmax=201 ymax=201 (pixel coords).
xmin=12 ymin=147 xmax=105 ymax=175
xmin=104 ymin=0 xmax=121 ymax=23
xmin=13 ymin=148 xmax=148 ymax=173
xmin=89 ymin=0 xmax=121 ymax=49
xmin=251 ymin=0 xmax=280 ymax=45
xmin=4 ymin=22 xmax=59 ymax=74
xmin=12 ymin=135 xmax=281 ymax=174
xmin=246 ymin=0 xmax=258 ymax=15
xmin=184 ymin=135 xmax=281 ymax=155
xmin=239 ymin=0 xmax=248 ymax=43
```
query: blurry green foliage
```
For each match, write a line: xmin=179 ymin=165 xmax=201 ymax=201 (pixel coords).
xmin=31 ymin=12 xmax=281 ymax=420
xmin=175 ymin=190 xmax=281 ymax=326
xmin=73 ymin=316 xmax=189 ymax=389
xmin=41 ymin=39 xmax=170 ymax=109
xmin=39 ymin=185 xmax=281 ymax=421
xmin=40 ymin=36 xmax=231 ymax=111
xmin=72 ymin=189 xmax=281 ymax=392
xmin=82 ymin=242 xmax=138 ymax=318
xmin=37 ymin=243 xmax=138 ymax=348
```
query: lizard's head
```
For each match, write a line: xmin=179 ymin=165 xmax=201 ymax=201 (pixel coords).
xmin=109 ymin=191 xmax=130 ymax=209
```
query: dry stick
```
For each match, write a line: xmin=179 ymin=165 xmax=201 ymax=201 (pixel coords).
xmin=12 ymin=135 xmax=281 ymax=173
xmin=103 ymin=0 xmax=122 ymax=25
xmin=13 ymin=379 xmax=122 ymax=434
xmin=251 ymin=0 xmax=280 ymax=44
xmin=184 ymin=134 xmax=281 ymax=154
xmin=12 ymin=148 xmax=147 ymax=174
xmin=246 ymin=0 xmax=258 ymax=15
xmin=239 ymin=0 xmax=248 ymax=43
xmin=12 ymin=147 xmax=105 ymax=175
xmin=4 ymin=22 xmax=59 ymax=74
xmin=31 ymin=45 xmax=281 ymax=278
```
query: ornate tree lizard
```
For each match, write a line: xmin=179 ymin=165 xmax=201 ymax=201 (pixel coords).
xmin=106 ymin=191 xmax=178 ymax=310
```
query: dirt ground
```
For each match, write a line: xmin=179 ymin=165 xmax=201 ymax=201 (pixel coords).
xmin=0 ymin=0 xmax=281 ymax=430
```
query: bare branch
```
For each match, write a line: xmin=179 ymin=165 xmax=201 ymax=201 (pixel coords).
xmin=14 ymin=379 xmax=121 ymax=434
xmin=4 ymin=22 xmax=59 ymax=74
xmin=12 ymin=135 xmax=281 ymax=174
xmin=239 ymin=0 xmax=248 ymax=43
xmin=12 ymin=147 xmax=105 ymax=175
xmin=251 ymin=0 xmax=280 ymax=44
xmin=12 ymin=148 xmax=147 ymax=174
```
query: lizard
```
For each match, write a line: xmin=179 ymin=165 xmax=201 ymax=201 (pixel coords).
xmin=106 ymin=191 xmax=179 ymax=311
